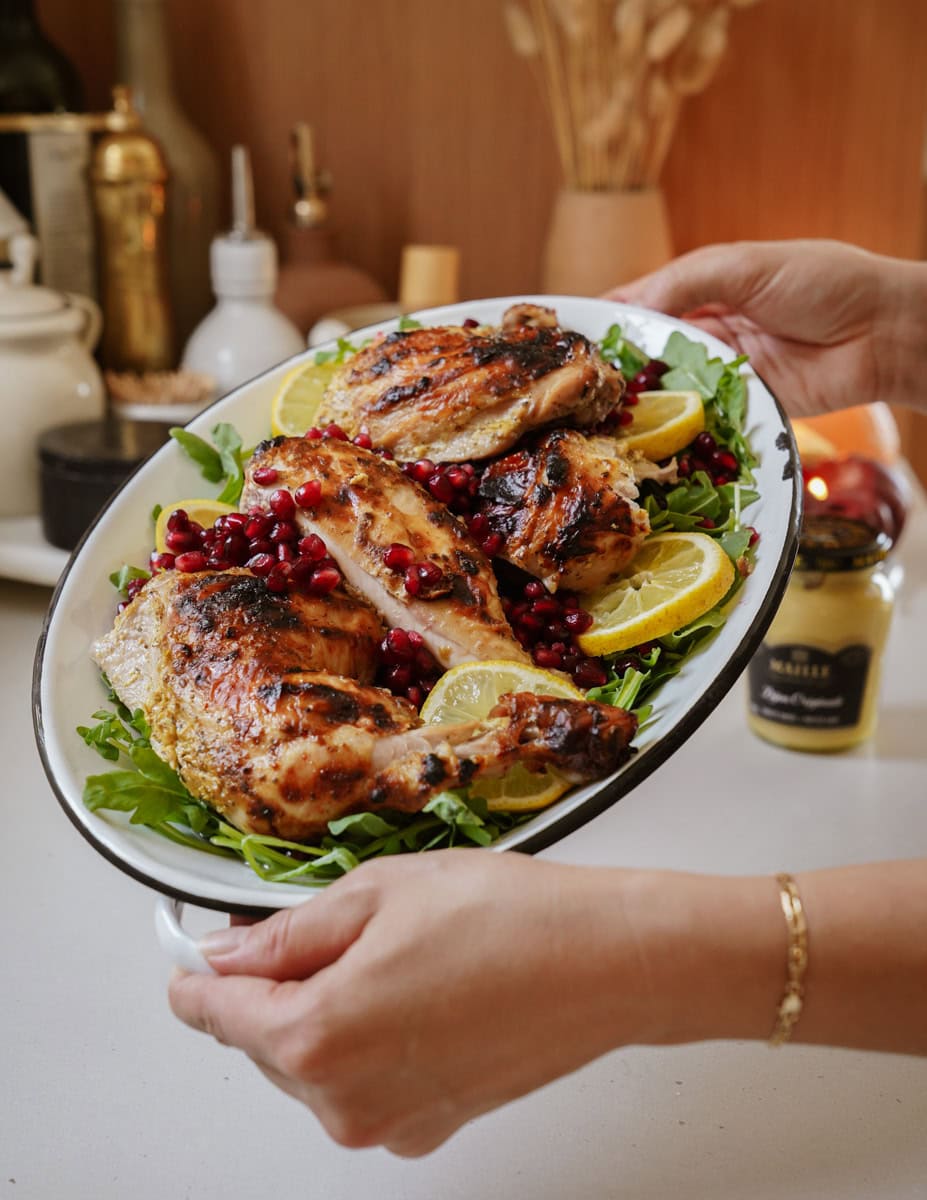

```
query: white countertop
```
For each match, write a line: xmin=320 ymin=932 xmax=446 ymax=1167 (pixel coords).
xmin=4 ymin=486 xmax=926 ymax=1200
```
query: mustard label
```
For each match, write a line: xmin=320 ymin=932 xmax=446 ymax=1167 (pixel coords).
xmin=748 ymin=643 xmax=871 ymax=729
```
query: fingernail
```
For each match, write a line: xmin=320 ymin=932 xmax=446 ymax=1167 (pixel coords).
xmin=197 ymin=925 xmax=250 ymax=959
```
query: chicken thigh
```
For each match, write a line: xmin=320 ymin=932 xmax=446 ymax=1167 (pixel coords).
xmin=315 ymin=304 xmax=623 ymax=463
xmin=94 ymin=569 xmax=637 ymax=839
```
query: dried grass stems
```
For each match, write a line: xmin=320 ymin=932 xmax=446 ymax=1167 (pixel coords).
xmin=504 ymin=0 xmax=760 ymax=191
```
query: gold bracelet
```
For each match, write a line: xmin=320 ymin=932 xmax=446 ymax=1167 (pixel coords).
xmin=769 ymin=872 xmax=809 ymax=1047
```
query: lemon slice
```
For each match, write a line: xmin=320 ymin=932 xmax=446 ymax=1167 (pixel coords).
xmin=155 ymin=498 xmax=236 ymax=553
xmin=615 ymin=390 xmax=705 ymax=460
xmin=421 ymin=660 xmax=584 ymax=812
xmin=270 ymin=360 xmax=339 ymax=437
xmin=577 ymin=531 xmax=735 ymax=656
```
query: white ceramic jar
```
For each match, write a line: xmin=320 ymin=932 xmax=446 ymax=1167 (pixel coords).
xmin=0 ymin=235 xmax=104 ymax=517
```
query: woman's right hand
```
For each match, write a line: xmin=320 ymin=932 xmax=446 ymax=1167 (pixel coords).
xmin=606 ymin=239 xmax=927 ymax=418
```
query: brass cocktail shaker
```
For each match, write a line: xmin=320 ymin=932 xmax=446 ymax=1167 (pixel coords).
xmin=90 ymin=85 xmax=174 ymax=370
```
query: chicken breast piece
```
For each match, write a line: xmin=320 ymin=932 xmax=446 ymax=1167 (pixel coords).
xmin=93 ymin=569 xmax=637 ymax=839
xmin=476 ymin=429 xmax=675 ymax=593
xmin=315 ymin=304 xmax=623 ymax=463
xmin=241 ymin=436 xmax=529 ymax=669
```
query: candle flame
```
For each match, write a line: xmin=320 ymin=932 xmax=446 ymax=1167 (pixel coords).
xmin=807 ymin=476 xmax=829 ymax=501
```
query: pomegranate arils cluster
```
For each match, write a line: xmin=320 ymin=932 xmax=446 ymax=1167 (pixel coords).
xmin=401 ymin=457 xmax=481 ymax=516
xmin=677 ymin=430 xmax=739 ymax=485
xmin=376 ymin=627 xmax=441 ymax=708
xmin=502 ymin=578 xmax=607 ymax=689
xmin=146 ymin=503 xmax=343 ymax=599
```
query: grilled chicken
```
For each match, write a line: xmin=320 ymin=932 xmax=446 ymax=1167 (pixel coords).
xmin=93 ymin=569 xmax=637 ymax=839
xmin=315 ymin=303 xmax=623 ymax=463
xmin=241 ymin=436 xmax=529 ymax=669
xmin=476 ymin=429 xmax=676 ymax=593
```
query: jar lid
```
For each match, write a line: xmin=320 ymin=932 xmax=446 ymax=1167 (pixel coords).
xmin=38 ymin=420 xmax=145 ymax=475
xmin=796 ymin=515 xmax=890 ymax=571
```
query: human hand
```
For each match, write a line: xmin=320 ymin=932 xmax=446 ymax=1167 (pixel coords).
xmin=607 ymin=239 xmax=926 ymax=419
xmin=168 ymin=851 xmax=659 ymax=1156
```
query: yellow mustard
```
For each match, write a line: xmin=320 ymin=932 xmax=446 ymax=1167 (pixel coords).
xmin=747 ymin=516 xmax=895 ymax=752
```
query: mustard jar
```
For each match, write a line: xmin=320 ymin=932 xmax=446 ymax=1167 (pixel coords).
xmin=747 ymin=516 xmax=895 ymax=752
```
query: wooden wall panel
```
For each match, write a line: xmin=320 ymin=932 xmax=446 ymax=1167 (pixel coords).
xmin=37 ymin=0 xmax=927 ymax=473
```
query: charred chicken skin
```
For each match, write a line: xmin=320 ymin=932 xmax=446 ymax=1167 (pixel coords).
xmin=94 ymin=569 xmax=637 ymax=839
xmin=315 ymin=303 xmax=623 ymax=463
xmin=241 ymin=436 xmax=529 ymax=669
xmin=476 ymin=429 xmax=676 ymax=593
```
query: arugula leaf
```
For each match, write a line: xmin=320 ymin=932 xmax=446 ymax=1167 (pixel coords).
xmin=109 ymin=564 xmax=151 ymax=598
xmin=398 ymin=315 xmax=423 ymax=331
xmin=169 ymin=428 xmax=224 ymax=482
xmin=599 ymin=323 xmax=648 ymax=377
xmin=313 ymin=336 xmax=361 ymax=365
xmin=659 ymin=331 xmax=726 ymax=398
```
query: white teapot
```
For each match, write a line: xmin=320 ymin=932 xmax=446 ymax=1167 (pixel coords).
xmin=0 ymin=233 xmax=104 ymax=518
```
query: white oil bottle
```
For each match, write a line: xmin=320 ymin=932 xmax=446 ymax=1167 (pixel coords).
xmin=182 ymin=145 xmax=304 ymax=397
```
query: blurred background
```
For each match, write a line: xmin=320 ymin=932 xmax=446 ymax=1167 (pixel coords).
xmin=2 ymin=0 xmax=926 ymax=561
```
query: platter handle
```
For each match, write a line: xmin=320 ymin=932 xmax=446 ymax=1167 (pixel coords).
xmin=154 ymin=896 xmax=217 ymax=975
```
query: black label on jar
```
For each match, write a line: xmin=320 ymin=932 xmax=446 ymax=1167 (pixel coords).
xmin=748 ymin=643 xmax=871 ymax=729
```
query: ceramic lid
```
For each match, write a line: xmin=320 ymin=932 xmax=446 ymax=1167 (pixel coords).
xmin=0 ymin=280 xmax=85 ymax=339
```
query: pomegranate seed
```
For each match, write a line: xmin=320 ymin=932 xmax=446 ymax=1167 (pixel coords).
xmin=297 ymin=534 xmax=327 ymax=561
xmin=524 ymin=580 xmax=546 ymax=600
xmin=223 ymin=512 xmax=247 ymax=530
xmin=166 ymin=509 xmax=189 ymax=532
xmin=694 ymin=431 xmax=716 ymax=455
xmin=446 ymin=467 xmax=469 ymax=491
xmin=677 ymin=456 xmax=692 ymax=478
xmin=116 ymin=601 xmax=128 ymax=613
xmin=562 ymin=593 xmax=579 ymax=610
xmin=149 ymin=551 xmax=175 ymax=572
xmin=248 ymin=538 xmax=273 ymax=556
xmin=277 ymin=543 xmax=296 ymax=562
xmin=574 ymin=659 xmax=608 ymax=689
xmin=625 ymin=377 xmax=645 ymax=395
xmin=531 ymin=597 xmax=560 ymax=617
xmin=323 ymin=423 xmax=348 ymax=441
xmin=269 ymin=489 xmax=296 ymax=519
xmin=304 ymin=426 xmax=324 ymax=440
xmin=481 ymin=533 xmax=503 ymax=556
xmin=308 ymin=567 xmax=341 ymax=595
xmin=295 ymin=479 xmax=323 ymax=508
xmin=713 ymin=449 xmax=739 ymax=474
xmin=385 ymin=542 xmax=415 ymax=571
xmin=631 ymin=370 xmax=652 ymax=391
xmin=408 ymin=459 xmax=436 ymax=484
xmin=416 ymin=561 xmax=443 ymax=587
xmin=265 ymin=563 xmax=290 ymax=592
xmin=245 ymin=514 xmax=272 ymax=540
xmin=700 ymin=517 xmax=716 ymax=529
xmin=165 ymin=528 xmax=198 ymax=553
xmin=617 ymin=409 xmax=634 ymax=426
xmin=252 ymin=466 xmax=279 ymax=485
xmin=519 ymin=612 xmax=545 ymax=634
xmin=125 ymin=577 xmax=146 ymax=598
xmin=175 ymin=551 xmax=207 ymax=572
xmin=223 ymin=534 xmax=249 ymax=563
xmin=246 ymin=552 xmax=275 ymax=577
xmin=207 ymin=554 xmax=230 ymax=570
xmin=748 ymin=526 xmax=760 ymax=547
xmin=564 ymin=609 xmax=593 ymax=634
xmin=407 ymin=630 xmax=425 ymax=650
xmin=648 ymin=359 xmax=669 ymax=378
xmin=415 ymin=648 xmax=436 ymax=674
xmin=353 ymin=430 xmax=373 ymax=450
xmin=403 ymin=566 xmax=422 ymax=596
xmin=623 ymin=393 xmax=639 ymax=407
xmin=270 ymin=520 xmax=298 ymax=544
xmin=385 ymin=629 xmax=413 ymax=661
xmin=406 ymin=685 xmax=424 ymax=708
xmin=387 ymin=664 xmax=413 ymax=690
xmin=462 ymin=317 xmax=479 ymax=328
xmin=287 ymin=556 xmax=316 ymax=584
xmin=534 ymin=646 xmax=562 ymax=669
xmin=468 ymin=513 xmax=489 ymax=539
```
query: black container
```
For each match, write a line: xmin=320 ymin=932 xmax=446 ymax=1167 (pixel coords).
xmin=38 ymin=419 xmax=151 ymax=551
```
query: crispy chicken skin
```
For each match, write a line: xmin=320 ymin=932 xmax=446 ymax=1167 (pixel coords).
xmin=315 ymin=304 xmax=623 ymax=463
xmin=93 ymin=570 xmax=637 ymax=839
xmin=241 ymin=436 xmax=529 ymax=669
xmin=476 ymin=429 xmax=672 ymax=593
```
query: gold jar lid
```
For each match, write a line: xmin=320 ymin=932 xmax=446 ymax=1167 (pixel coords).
xmin=795 ymin=515 xmax=890 ymax=572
